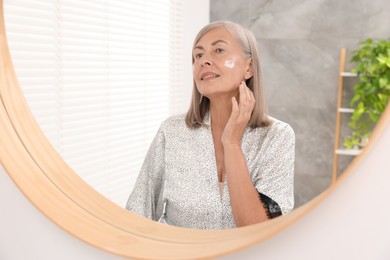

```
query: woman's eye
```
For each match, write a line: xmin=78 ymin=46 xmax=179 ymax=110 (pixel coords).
xmin=216 ymin=48 xmax=224 ymax=54
xmin=194 ymin=53 xmax=203 ymax=59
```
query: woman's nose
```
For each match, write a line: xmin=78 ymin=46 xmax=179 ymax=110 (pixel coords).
xmin=202 ymin=60 xmax=211 ymax=66
xmin=201 ymin=56 xmax=212 ymax=67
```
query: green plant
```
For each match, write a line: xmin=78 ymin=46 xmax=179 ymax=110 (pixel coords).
xmin=344 ymin=38 xmax=390 ymax=149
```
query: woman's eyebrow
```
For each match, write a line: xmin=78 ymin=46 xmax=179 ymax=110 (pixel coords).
xmin=194 ymin=39 xmax=228 ymax=51
xmin=211 ymin=39 xmax=228 ymax=46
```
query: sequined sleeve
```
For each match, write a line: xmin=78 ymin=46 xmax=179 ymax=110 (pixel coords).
xmin=125 ymin=122 xmax=166 ymax=221
xmin=254 ymin=122 xmax=295 ymax=215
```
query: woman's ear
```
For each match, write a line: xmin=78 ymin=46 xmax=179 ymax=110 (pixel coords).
xmin=244 ymin=59 xmax=253 ymax=80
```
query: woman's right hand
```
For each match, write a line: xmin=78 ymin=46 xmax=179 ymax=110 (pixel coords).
xmin=221 ymin=81 xmax=255 ymax=147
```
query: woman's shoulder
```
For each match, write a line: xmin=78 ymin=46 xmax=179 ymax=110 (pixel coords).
xmin=254 ymin=116 xmax=295 ymax=138
xmin=159 ymin=113 xmax=187 ymax=131
xmin=248 ymin=116 xmax=295 ymax=151
xmin=269 ymin=116 xmax=294 ymax=131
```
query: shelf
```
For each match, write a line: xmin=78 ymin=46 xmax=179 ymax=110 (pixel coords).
xmin=338 ymin=107 xmax=354 ymax=113
xmin=340 ymin=72 xmax=357 ymax=77
xmin=335 ymin=149 xmax=362 ymax=156
xmin=333 ymin=48 xmax=361 ymax=184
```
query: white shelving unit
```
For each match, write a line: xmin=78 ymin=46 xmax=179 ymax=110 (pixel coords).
xmin=340 ymin=72 xmax=357 ymax=77
xmin=335 ymin=149 xmax=362 ymax=156
xmin=338 ymin=107 xmax=354 ymax=113
xmin=332 ymin=48 xmax=362 ymax=184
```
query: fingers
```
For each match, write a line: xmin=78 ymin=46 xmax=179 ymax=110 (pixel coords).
xmin=229 ymin=81 xmax=256 ymax=126
xmin=223 ymin=83 xmax=254 ymax=145
xmin=238 ymin=81 xmax=255 ymax=117
xmin=231 ymin=96 xmax=239 ymax=117
xmin=239 ymin=81 xmax=247 ymax=106
xmin=243 ymin=81 xmax=255 ymax=105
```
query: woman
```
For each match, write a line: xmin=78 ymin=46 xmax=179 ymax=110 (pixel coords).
xmin=126 ymin=21 xmax=295 ymax=229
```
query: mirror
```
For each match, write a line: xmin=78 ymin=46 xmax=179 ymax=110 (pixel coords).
xmin=2 ymin=0 xmax=390 ymax=258
xmin=5 ymin=0 xmax=389 ymax=212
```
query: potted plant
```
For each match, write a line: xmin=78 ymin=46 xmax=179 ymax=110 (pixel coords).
xmin=344 ymin=38 xmax=390 ymax=149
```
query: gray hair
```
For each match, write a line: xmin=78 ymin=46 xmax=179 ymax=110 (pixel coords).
xmin=185 ymin=20 xmax=271 ymax=128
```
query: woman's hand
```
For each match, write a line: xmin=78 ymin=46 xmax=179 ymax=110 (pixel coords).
xmin=221 ymin=81 xmax=256 ymax=146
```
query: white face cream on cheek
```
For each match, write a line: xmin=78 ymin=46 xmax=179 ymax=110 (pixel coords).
xmin=224 ymin=59 xmax=235 ymax=69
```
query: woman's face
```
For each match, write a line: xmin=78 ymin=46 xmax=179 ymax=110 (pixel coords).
xmin=192 ymin=27 xmax=252 ymax=100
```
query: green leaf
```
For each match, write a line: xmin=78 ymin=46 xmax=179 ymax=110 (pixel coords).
xmin=346 ymin=38 xmax=390 ymax=146
xmin=350 ymin=94 xmax=361 ymax=107
xmin=379 ymin=78 xmax=387 ymax=88
xmin=344 ymin=137 xmax=353 ymax=149
xmin=377 ymin=57 xmax=390 ymax=68
xmin=369 ymin=111 xmax=379 ymax=122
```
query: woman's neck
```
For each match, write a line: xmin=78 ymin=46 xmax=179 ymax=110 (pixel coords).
xmin=209 ymin=96 xmax=233 ymax=131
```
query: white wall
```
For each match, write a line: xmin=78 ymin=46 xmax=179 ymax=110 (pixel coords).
xmin=0 ymin=166 xmax=124 ymax=260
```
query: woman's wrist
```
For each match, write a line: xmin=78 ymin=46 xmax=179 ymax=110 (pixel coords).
xmin=222 ymin=141 xmax=241 ymax=150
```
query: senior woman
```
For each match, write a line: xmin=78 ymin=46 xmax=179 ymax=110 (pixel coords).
xmin=126 ymin=21 xmax=295 ymax=230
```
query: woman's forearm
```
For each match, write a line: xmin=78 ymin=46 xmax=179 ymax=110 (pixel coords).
xmin=223 ymin=143 xmax=268 ymax=227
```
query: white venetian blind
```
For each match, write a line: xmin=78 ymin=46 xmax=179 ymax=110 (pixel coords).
xmin=4 ymin=0 xmax=183 ymax=206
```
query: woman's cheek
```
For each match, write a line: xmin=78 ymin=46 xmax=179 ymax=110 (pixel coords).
xmin=224 ymin=60 xmax=235 ymax=69
xmin=224 ymin=57 xmax=236 ymax=69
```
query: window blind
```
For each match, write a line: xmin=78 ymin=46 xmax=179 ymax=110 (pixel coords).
xmin=4 ymin=0 xmax=183 ymax=207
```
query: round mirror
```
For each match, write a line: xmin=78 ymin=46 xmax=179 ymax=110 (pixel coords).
xmin=1 ymin=0 xmax=389 ymax=259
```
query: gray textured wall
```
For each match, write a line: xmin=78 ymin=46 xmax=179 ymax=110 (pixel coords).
xmin=210 ymin=0 xmax=390 ymax=207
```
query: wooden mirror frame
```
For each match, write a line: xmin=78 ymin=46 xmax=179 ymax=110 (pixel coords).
xmin=1 ymin=1 xmax=390 ymax=259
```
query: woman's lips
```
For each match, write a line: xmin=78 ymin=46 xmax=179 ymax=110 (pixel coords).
xmin=201 ymin=72 xmax=220 ymax=80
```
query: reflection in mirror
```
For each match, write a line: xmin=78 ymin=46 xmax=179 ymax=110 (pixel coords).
xmin=126 ymin=21 xmax=295 ymax=229
xmin=4 ymin=0 xmax=390 ymax=218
